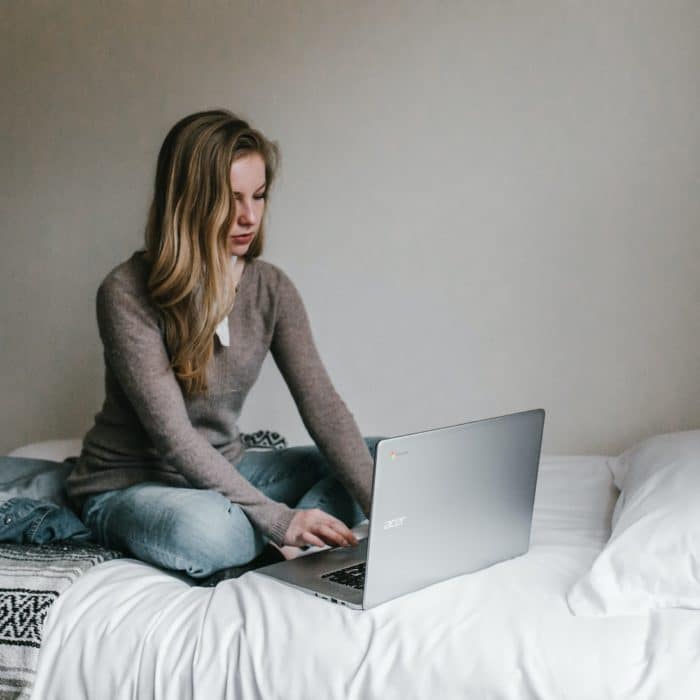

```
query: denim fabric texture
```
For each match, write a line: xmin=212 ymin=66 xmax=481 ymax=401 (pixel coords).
xmin=0 ymin=456 xmax=91 ymax=544
xmin=82 ymin=436 xmax=385 ymax=579
xmin=0 ymin=497 xmax=92 ymax=544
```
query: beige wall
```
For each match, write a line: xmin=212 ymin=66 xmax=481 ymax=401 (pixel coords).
xmin=2 ymin=0 xmax=699 ymax=456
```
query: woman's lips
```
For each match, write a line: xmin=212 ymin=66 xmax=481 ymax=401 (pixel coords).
xmin=231 ymin=233 xmax=253 ymax=243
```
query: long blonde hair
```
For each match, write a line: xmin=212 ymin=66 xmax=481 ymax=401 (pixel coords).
xmin=142 ymin=109 xmax=280 ymax=398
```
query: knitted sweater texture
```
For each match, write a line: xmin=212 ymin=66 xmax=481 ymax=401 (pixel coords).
xmin=65 ymin=251 xmax=373 ymax=546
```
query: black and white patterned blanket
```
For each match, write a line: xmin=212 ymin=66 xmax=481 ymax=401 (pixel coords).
xmin=0 ymin=542 xmax=123 ymax=700
xmin=0 ymin=428 xmax=286 ymax=698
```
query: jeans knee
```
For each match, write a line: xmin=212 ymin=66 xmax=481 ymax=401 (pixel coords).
xmin=177 ymin=501 xmax=266 ymax=578
xmin=80 ymin=485 xmax=269 ymax=579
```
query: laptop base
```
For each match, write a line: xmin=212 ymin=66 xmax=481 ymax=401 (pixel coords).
xmin=255 ymin=539 xmax=368 ymax=609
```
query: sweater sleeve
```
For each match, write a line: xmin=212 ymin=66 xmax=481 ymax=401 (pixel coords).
xmin=270 ymin=270 xmax=374 ymax=517
xmin=96 ymin=276 xmax=296 ymax=546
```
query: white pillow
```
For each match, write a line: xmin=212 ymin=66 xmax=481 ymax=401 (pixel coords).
xmin=7 ymin=438 xmax=83 ymax=461
xmin=568 ymin=429 xmax=700 ymax=616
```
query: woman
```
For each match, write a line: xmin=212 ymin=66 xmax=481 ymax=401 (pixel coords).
xmin=65 ymin=109 xmax=382 ymax=582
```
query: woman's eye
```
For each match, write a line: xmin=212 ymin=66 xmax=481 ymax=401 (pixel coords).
xmin=233 ymin=193 xmax=266 ymax=202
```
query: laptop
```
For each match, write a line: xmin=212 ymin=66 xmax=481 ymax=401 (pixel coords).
xmin=255 ymin=408 xmax=545 ymax=610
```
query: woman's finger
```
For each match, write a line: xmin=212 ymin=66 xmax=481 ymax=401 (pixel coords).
xmin=324 ymin=518 xmax=358 ymax=546
xmin=316 ymin=523 xmax=349 ymax=547
xmin=318 ymin=514 xmax=357 ymax=545
xmin=301 ymin=530 xmax=326 ymax=548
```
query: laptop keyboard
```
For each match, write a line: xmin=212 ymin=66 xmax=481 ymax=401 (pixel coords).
xmin=321 ymin=561 xmax=366 ymax=590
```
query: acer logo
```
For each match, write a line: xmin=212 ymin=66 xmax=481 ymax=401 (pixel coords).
xmin=383 ymin=516 xmax=407 ymax=530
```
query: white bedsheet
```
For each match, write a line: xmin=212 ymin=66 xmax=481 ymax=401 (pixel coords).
xmin=31 ymin=456 xmax=700 ymax=699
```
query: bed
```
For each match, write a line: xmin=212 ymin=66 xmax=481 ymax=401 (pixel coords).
xmin=7 ymin=434 xmax=700 ymax=699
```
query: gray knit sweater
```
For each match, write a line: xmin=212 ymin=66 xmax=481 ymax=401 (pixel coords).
xmin=65 ymin=250 xmax=374 ymax=546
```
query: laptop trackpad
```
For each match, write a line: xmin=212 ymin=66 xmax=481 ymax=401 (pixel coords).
xmin=255 ymin=539 xmax=368 ymax=604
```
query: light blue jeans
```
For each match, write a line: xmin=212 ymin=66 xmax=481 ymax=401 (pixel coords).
xmin=81 ymin=437 xmax=384 ymax=579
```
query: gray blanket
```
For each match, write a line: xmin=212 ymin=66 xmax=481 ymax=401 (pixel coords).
xmin=0 ymin=542 xmax=123 ymax=700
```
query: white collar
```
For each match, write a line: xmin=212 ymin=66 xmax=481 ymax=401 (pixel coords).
xmin=214 ymin=255 xmax=238 ymax=347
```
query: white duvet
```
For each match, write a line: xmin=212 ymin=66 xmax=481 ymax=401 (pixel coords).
xmin=31 ymin=456 xmax=700 ymax=699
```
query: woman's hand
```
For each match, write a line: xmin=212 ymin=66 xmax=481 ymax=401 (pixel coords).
xmin=283 ymin=509 xmax=359 ymax=549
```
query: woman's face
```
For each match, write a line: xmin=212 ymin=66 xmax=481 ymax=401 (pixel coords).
xmin=228 ymin=152 xmax=267 ymax=256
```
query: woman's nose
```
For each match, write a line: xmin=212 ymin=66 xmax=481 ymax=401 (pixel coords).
xmin=238 ymin=200 xmax=257 ymax=225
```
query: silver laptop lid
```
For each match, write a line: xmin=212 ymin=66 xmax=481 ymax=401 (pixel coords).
xmin=362 ymin=408 xmax=545 ymax=609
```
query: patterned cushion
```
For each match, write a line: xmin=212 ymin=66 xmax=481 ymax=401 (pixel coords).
xmin=241 ymin=430 xmax=287 ymax=451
